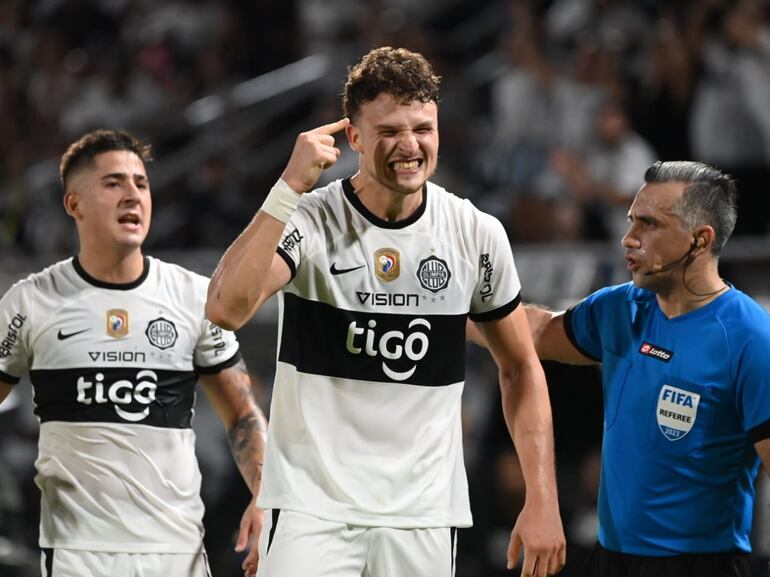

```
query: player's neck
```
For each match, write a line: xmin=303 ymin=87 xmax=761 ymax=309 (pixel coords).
xmin=77 ymin=248 xmax=145 ymax=285
xmin=351 ymin=173 xmax=424 ymax=222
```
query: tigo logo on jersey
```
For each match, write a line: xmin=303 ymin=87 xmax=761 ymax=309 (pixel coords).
xmin=656 ymin=384 xmax=700 ymax=441
xmin=417 ymin=255 xmax=451 ymax=293
xmin=146 ymin=317 xmax=178 ymax=350
xmin=346 ymin=317 xmax=430 ymax=381
xmin=639 ymin=341 xmax=673 ymax=362
xmin=106 ymin=309 xmax=129 ymax=338
xmin=77 ymin=370 xmax=158 ymax=422
xmin=374 ymin=248 xmax=400 ymax=282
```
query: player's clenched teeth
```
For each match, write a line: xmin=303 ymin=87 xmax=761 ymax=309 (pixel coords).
xmin=390 ymin=160 xmax=421 ymax=170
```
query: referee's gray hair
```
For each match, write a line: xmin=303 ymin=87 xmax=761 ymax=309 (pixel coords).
xmin=644 ymin=160 xmax=737 ymax=255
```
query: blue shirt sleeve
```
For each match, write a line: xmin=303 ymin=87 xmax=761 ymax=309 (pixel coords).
xmin=563 ymin=286 xmax=616 ymax=362
xmin=732 ymin=301 xmax=770 ymax=440
xmin=564 ymin=283 xmax=644 ymax=363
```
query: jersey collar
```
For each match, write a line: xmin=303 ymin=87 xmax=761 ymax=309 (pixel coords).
xmin=73 ymin=256 xmax=150 ymax=290
xmin=342 ymin=178 xmax=427 ymax=229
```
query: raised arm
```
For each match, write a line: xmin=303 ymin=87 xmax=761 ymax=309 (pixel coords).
xmin=200 ymin=359 xmax=268 ymax=577
xmin=205 ymin=118 xmax=349 ymax=330
xmin=523 ymin=305 xmax=596 ymax=365
xmin=476 ymin=306 xmax=566 ymax=577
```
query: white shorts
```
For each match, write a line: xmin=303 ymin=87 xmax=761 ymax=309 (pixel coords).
xmin=256 ymin=509 xmax=458 ymax=577
xmin=40 ymin=548 xmax=211 ymax=577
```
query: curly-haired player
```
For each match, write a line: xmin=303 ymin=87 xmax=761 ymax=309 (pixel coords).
xmin=207 ymin=47 xmax=566 ymax=577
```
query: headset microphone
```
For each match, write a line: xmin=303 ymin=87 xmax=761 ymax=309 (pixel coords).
xmin=642 ymin=238 xmax=698 ymax=277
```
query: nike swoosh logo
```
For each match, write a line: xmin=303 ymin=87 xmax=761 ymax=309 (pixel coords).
xmin=330 ymin=263 xmax=365 ymax=276
xmin=57 ymin=328 xmax=91 ymax=341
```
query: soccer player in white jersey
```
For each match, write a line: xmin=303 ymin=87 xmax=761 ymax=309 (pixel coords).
xmin=0 ymin=130 xmax=267 ymax=577
xmin=206 ymin=47 xmax=566 ymax=577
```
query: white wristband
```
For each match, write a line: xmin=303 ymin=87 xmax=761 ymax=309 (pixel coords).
xmin=260 ymin=178 xmax=302 ymax=223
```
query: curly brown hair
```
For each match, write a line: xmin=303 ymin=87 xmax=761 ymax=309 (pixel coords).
xmin=60 ymin=129 xmax=152 ymax=192
xmin=342 ymin=47 xmax=441 ymax=121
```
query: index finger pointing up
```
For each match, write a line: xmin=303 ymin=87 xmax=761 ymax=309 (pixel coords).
xmin=310 ymin=117 xmax=350 ymax=135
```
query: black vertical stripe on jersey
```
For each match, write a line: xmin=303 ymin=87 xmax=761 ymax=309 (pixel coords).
xmin=30 ymin=367 xmax=198 ymax=428
xmin=43 ymin=548 xmax=53 ymax=576
xmin=267 ymin=509 xmax=281 ymax=553
xmin=450 ymin=527 xmax=457 ymax=576
xmin=279 ymin=292 xmax=466 ymax=387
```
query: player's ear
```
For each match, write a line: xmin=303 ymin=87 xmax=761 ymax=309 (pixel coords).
xmin=63 ymin=190 xmax=80 ymax=218
xmin=346 ymin=123 xmax=362 ymax=153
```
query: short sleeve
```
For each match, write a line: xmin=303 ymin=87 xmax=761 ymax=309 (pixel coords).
xmin=0 ymin=281 xmax=33 ymax=384
xmin=194 ymin=318 xmax=242 ymax=374
xmin=468 ymin=213 xmax=522 ymax=322
xmin=736 ymin=327 xmax=770 ymax=441
xmin=276 ymin=201 xmax=315 ymax=281
xmin=563 ymin=286 xmax=618 ymax=363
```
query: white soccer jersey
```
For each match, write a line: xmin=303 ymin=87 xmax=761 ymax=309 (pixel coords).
xmin=0 ymin=256 xmax=240 ymax=553
xmin=257 ymin=178 xmax=521 ymax=528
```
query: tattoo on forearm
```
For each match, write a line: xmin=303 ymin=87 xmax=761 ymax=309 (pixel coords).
xmin=220 ymin=359 xmax=268 ymax=494
xmin=228 ymin=412 xmax=268 ymax=491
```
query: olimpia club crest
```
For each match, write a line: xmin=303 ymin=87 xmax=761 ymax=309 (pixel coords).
xmin=416 ymin=255 xmax=451 ymax=293
xmin=145 ymin=317 xmax=178 ymax=350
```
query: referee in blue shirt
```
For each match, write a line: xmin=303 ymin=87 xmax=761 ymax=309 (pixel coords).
xmin=523 ymin=161 xmax=770 ymax=577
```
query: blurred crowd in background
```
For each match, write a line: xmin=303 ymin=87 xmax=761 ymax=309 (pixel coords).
xmin=1 ymin=0 xmax=770 ymax=576
xmin=1 ymin=0 xmax=769 ymax=258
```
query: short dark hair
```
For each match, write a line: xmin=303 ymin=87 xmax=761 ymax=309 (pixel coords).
xmin=342 ymin=47 xmax=441 ymax=121
xmin=59 ymin=129 xmax=152 ymax=192
xmin=644 ymin=160 xmax=737 ymax=255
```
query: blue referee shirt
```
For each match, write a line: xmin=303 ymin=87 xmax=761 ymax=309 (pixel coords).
xmin=566 ymin=283 xmax=770 ymax=555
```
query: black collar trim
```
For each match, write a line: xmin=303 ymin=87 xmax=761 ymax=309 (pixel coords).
xmin=342 ymin=178 xmax=427 ymax=229
xmin=73 ymin=256 xmax=150 ymax=290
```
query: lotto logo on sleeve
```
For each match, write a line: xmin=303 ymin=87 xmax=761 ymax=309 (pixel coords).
xmin=656 ymin=385 xmax=700 ymax=440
